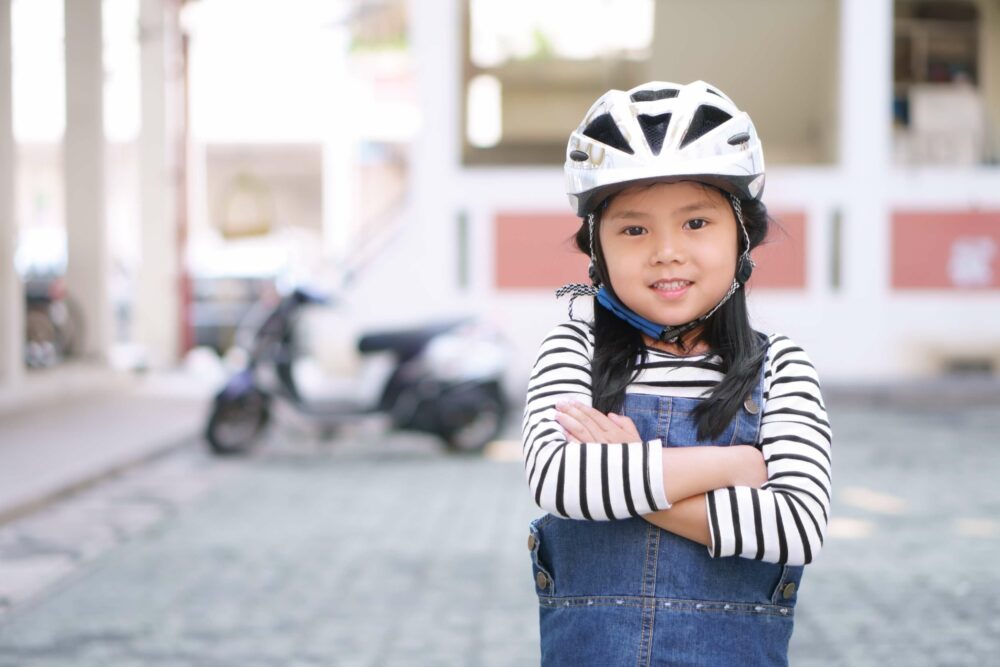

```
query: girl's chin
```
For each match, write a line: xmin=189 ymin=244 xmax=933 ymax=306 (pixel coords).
xmin=637 ymin=308 xmax=697 ymax=327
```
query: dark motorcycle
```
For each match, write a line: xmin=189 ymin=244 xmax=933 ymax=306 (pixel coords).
xmin=205 ymin=287 xmax=510 ymax=455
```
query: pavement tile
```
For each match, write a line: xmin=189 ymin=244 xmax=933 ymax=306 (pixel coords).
xmin=0 ymin=402 xmax=997 ymax=665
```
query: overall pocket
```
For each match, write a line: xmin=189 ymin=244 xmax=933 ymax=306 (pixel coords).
xmin=528 ymin=515 xmax=556 ymax=595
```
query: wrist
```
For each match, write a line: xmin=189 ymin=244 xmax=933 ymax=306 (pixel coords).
xmin=725 ymin=445 xmax=767 ymax=489
xmin=661 ymin=446 xmax=738 ymax=504
xmin=723 ymin=446 xmax=743 ymax=488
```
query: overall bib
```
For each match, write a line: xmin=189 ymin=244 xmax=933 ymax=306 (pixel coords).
xmin=528 ymin=352 xmax=804 ymax=667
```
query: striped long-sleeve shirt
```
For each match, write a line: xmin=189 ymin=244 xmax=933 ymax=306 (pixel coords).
xmin=521 ymin=316 xmax=832 ymax=566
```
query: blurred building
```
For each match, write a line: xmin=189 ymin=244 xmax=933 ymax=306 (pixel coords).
xmin=1 ymin=0 xmax=999 ymax=405
xmin=393 ymin=0 xmax=1000 ymax=392
xmin=0 ymin=0 xmax=416 ymax=397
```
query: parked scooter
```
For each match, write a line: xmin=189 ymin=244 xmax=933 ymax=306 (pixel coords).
xmin=24 ymin=275 xmax=84 ymax=368
xmin=205 ymin=287 xmax=510 ymax=455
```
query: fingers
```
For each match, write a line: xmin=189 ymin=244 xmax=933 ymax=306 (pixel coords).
xmin=608 ymin=412 xmax=641 ymax=441
xmin=552 ymin=407 xmax=590 ymax=443
xmin=554 ymin=400 xmax=641 ymax=443
xmin=561 ymin=401 xmax=609 ymax=435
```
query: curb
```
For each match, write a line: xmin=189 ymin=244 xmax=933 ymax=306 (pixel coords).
xmin=0 ymin=432 xmax=200 ymax=527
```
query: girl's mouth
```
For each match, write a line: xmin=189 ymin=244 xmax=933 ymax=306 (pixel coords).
xmin=650 ymin=280 xmax=692 ymax=299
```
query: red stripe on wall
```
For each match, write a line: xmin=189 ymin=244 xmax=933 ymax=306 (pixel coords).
xmin=495 ymin=213 xmax=587 ymax=288
xmin=495 ymin=209 xmax=808 ymax=290
xmin=748 ymin=211 xmax=807 ymax=289
xmin=893 ymin=211 xmax=1000 ymax=289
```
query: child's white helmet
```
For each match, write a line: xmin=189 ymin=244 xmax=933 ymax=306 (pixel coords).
xmin=565 ymin=80 xmax=765 ymax=218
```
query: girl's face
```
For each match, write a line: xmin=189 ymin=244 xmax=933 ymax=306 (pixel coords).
xmin=598 ymin=180 xmax=739 ymax=331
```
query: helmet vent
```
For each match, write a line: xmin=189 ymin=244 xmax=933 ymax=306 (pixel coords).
xmin=707 ymin=88 xmax=723 ymax=97
xmin=638 ymin=113 xmax=672 ymax=155
xmin=630 ymin=88 xmax=679 ymax=103
xmin=582 ymin=113 xmax=634 ymax=155
xmin=680 ymin=105 xmax=733 ymax=148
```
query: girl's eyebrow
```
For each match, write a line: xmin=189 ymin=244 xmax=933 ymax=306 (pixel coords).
xmin=608 ymin=209 xmax=653 ymax=221
xmin=670 ymin=200 xmax=722 ymax=216
xmin=609 ymin=200 xmax=720 ymax=221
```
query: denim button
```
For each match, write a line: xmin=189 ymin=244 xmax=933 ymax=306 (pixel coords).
xmin=528 ymin=534 xmax=537 ymax=551
xmin=743 ymin=397 xmax=759 ymax=414
xmin=536 ymin=572 xmax=550 ymax=589
xmin=782 ymin=582 xmax=796 ymax=599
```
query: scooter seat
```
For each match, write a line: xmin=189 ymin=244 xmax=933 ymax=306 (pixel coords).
xmin=357 ymin=318 xmax=471 ymax=359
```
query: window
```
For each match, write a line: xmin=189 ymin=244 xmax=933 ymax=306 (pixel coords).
xmin=462 ymin=0 xmax=840 ymax=166
xmin=462 ymin=0 xmax=654 ymax=165
xmin=892 ymin=0 xmax=999 ymax=165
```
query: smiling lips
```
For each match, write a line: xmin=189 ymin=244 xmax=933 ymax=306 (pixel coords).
xmin=650 ymin=279 xmax=692 ymax=299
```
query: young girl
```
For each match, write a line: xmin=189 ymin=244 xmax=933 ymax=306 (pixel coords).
xmin=521 ymin=80 xmax=832 ymax=666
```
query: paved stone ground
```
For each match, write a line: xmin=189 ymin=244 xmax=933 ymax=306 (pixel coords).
xmin=0 ymin=427 xmax=543 ymax=667
xmin=0 ymin=444 xmax=240 ymax=616
xmin=0 ymin=401 xmax=998 ymax=666
xmin=787 ymin=404 xmax=1000 ymax=667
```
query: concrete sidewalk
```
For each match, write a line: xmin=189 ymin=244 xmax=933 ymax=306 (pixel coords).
xmin=0 ymin=366 xmax=213 ymax=524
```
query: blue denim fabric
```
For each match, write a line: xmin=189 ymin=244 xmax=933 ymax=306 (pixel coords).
xmin=529 ymin=354 xmax=805 ymax=666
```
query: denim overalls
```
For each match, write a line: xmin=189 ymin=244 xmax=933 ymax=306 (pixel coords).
xmin=527 ymin=348 xmax=804 ymax=666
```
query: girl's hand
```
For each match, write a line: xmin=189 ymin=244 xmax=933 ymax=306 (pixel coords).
xmin=554 ymin=400 xmax=641 ymax=444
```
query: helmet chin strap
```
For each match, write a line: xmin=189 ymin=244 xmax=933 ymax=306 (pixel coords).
xmin=595 ymin=280 xmax=738 ymax=344
xmin=585 ymin=193 xmax=753 ymax=345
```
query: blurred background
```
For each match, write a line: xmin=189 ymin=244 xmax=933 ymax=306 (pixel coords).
xmin=0 ymin=0 xmax=998 ymax=665
xmin=1 ymin=0 xmax=999 ymax=391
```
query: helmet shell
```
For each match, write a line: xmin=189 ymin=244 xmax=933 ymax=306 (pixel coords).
xmin=564 ymin=80 xmax=765 ymax=217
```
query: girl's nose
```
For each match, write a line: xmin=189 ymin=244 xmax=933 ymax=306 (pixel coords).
xmin=650 ymin=233 xmax=685 ymax=265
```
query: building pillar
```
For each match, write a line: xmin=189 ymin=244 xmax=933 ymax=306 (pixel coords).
xmin=135 ymin=0 xmax=183 ymax=367
xmin=379 ymin=0 xmax=459 ymax=309
xmin=341 ymin=0 xmax=461 ymax=322
xmin=0 ymin=0 xmax=21 ymax=386
xmin=64 ymin=0 xmax=110 ymax=361
xmin=838 ymin=0 xmax=893 ymax=370
xmin=320 ymin=23 xmax=359 ymax=284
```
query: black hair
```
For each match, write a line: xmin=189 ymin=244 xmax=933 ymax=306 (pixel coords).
xmin=572 ymin=183 xmax=772 ymax=440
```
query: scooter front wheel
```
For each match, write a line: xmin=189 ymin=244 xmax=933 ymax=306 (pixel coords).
xmin=205 ymin=393 xmax=270 ymax=456
xmin=437 ymin=383 xmax=508 ymax=454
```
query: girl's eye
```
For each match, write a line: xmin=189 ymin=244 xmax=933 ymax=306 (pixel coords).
xmin=684 ymin=218 xmax=708 ymax=230
xmin=622 ymin=226 xmax=646 ymax=236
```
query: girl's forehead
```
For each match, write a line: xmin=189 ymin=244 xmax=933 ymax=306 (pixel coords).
xmin=605 ymin=181 xmax=728 ymax=216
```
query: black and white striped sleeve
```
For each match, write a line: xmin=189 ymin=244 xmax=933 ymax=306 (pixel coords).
xmin=521 ymin=321 xmax=672 ymax=521
xmin=705 ymin=335 xmax=833 ymax=566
